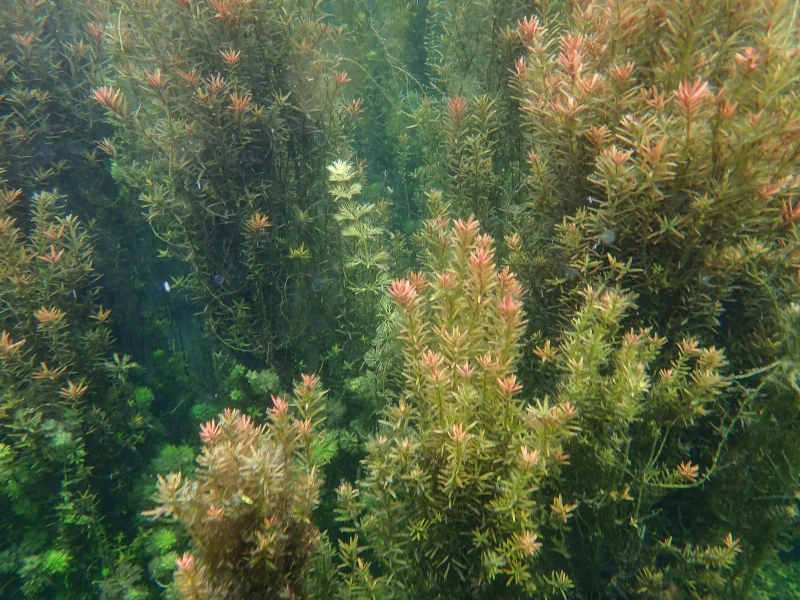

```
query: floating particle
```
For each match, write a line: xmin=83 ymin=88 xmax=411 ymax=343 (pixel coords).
xmin=599 ymin=229 xmax=617 ymax=245
xmin=311 ymin=276 xmax=331 ymax=293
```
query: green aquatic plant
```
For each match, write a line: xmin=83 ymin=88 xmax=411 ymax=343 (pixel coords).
xmin=509 ymin=0 xmax=800 ymax=359
xmin=98 ymin=561 xmax=150 ymax=600
xmin=0 ymin=175 xmax=155 ymax=597
xmin=94 ymin=0 xmax=355 ymax=368
xmin=18 ymin=549 xmax=73 ymax=597
xmin=504 ymin=1 xmax=800 ymax=596
xmin=145 ymin=374 xmax=328 ymax=600
xmin=0 ymin=0 xmax=111 ymax=203
xmin=332 ymin=159 xmax=392 ymax=314
xmin=441 ymin=95 xmax=506 ymax=233
xmin=533 ymin=285 xmax=747 ymax=596
xmin=337 ymin=215 xmax=577 ymax=599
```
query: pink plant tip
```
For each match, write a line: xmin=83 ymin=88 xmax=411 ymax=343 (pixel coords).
xmin=456 ymin=361 xmax=475 ymax=378
xmin=497 ymin=374 xmax=523 ymax=397
xmin=300 ymin=372 xmax=320 ymax=392
xmin=270 ymin=395 xmax=289 ymax=416
xmin=388 ymin=279 xmax=417 ymax=307
xmin=200 ymin=420 xmax=222 ymax=443
xmin=498 ymin=296 xmax=522 ymax=320
xmin=674 ymin=78 xmax=711 ymax=120
xmin=175 ymin=552 xmax=194 ymax=572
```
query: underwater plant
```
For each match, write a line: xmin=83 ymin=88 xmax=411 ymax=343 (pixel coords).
xmin=0 ymin=0 xmax=111 ymax=204
xmin=504 ymin=1 xmax=800 ymax=595
xmin=145 ymin=374 xmax=328 ymax=600
xmin=509 ymin=0 xmax=800 ymax=361
xmin=0 ymin=173 xmax=155 ymax=597
xmin=336 ymin=214 xmax=577 ymax=599
xmin=93 ymin=0 xmax=355 ymax=369
xmin=331 ymin=159 xmax=393 ymax=337
xmin=536 ymin=285 xmax=746 ymax=596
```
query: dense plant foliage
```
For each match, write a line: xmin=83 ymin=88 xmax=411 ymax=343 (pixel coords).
xmin=145 ymin=374 xmax=327 ymax=600
xmin=0 ymin=0 xmax=798 ymax=598
xmin=94 ymin=0 xmax=356 ymax=370
xmin=337 ymin=215 xmax=577 ymax=598
xmin=0 ymin=178 xmax=155 ymax=597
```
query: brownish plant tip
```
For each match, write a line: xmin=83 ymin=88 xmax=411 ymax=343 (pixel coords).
xmin=0 ymin=331 xmax=25 ymax=356
xmin=146 ymin=68 xmax=169 ymax=90
xmin=227 ymin=92 xmax=252 ymax=115
xmin=677 ymin=461 xmax=700 ymax=482
xmin=245 ymin=212 xmax=270 ymax=234
xmin=207 ymin=74 xmax=227 ymax=95
xmin=673 ymin=78 xmax=711 ymax=121
xmin=92 ymin=86 xmax=125 ymax=115
xmin=447 ymin=95 xmax=468 ymax=124
xmin=209 ymin=0 xmax=234 ymax=21
xmin=333 ymin=70 xmax=351 ymax=86
xmin=518 ymin=530 xmax=542 ymax=555
xmin=345 ymin=98 xmax=364 ymax=117
xmin=782 ymin=200 xmax=800 ymax=224
xmin=497 ymin=374 xmax=523 ymax=397
xmin=176 ymin=67 xmax=200 ymax=87
xmin=0 ymin=186 xmax=23 ymax=206
xmin=408 ymin=271 xmax=428 ymax=292
xmin=59 ymin=380 xmax=89 ymax=401
xmin=517 ymin=15 xmax=543 ymax=44
xmin=220 ymin=48 xmax=241 ymax=66
xmin=97 ymin=138 xmax=117 ymax=158
xmin=32 ymin=362 xmax=67 ymax=381
xmin=35 ymin=306 xmax=66 ymax=326
xmin=37 ymin=245 xmax=65 ymax=265
xmin=11 ymin=32 xmax=36 ymax=50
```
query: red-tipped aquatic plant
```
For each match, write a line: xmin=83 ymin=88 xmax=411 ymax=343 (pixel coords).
xmin=146 ymin=374 xmax=328 ymax=600
xmin=337 ymin=214 xmax=578 ymax=599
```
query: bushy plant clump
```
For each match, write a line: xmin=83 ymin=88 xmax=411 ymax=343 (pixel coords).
xmin=0 ymin=174 xmax=154 ymax=597
xmin=145 ymin=374 xmax=328 ymax=600
xmin=336 ymin=214 xmax=577 ymax=599
xmin=535 ymin=285 xmax=747 ymax=596
xmin=92 ymin=0 xmax=356 ymax=367
xmin=0 ymin=0 xmax=111 ymax=204
xmin=509 ymin=0 xmax=800 ymax=361
xmin=503 ymin=1 xmax=800 ymax=595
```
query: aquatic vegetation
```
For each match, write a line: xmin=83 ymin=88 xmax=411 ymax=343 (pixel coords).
xmin=534 ymin=285 xmax=747 ymax=596
xmin=145 ymin=374 xmax=328 ymax=600
xmin=95 ymin=0 xmax=355 ymax=367
xmin=0 ymin=0 xmax=110 ymax=202
xmin=504 ymin=1 xmax=800 ymax=595
xmin=0 ymin=175 xmax=155 ymax=596
xmin=0 ymin=0 xmax=798 ymax=597
xmin=332 ymin=160 xmax=392 ymax=313
xmin=337 ymin=215 xmax=577 ymax=598
xmin=510 ymin=0 xmax=800 ymax=360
